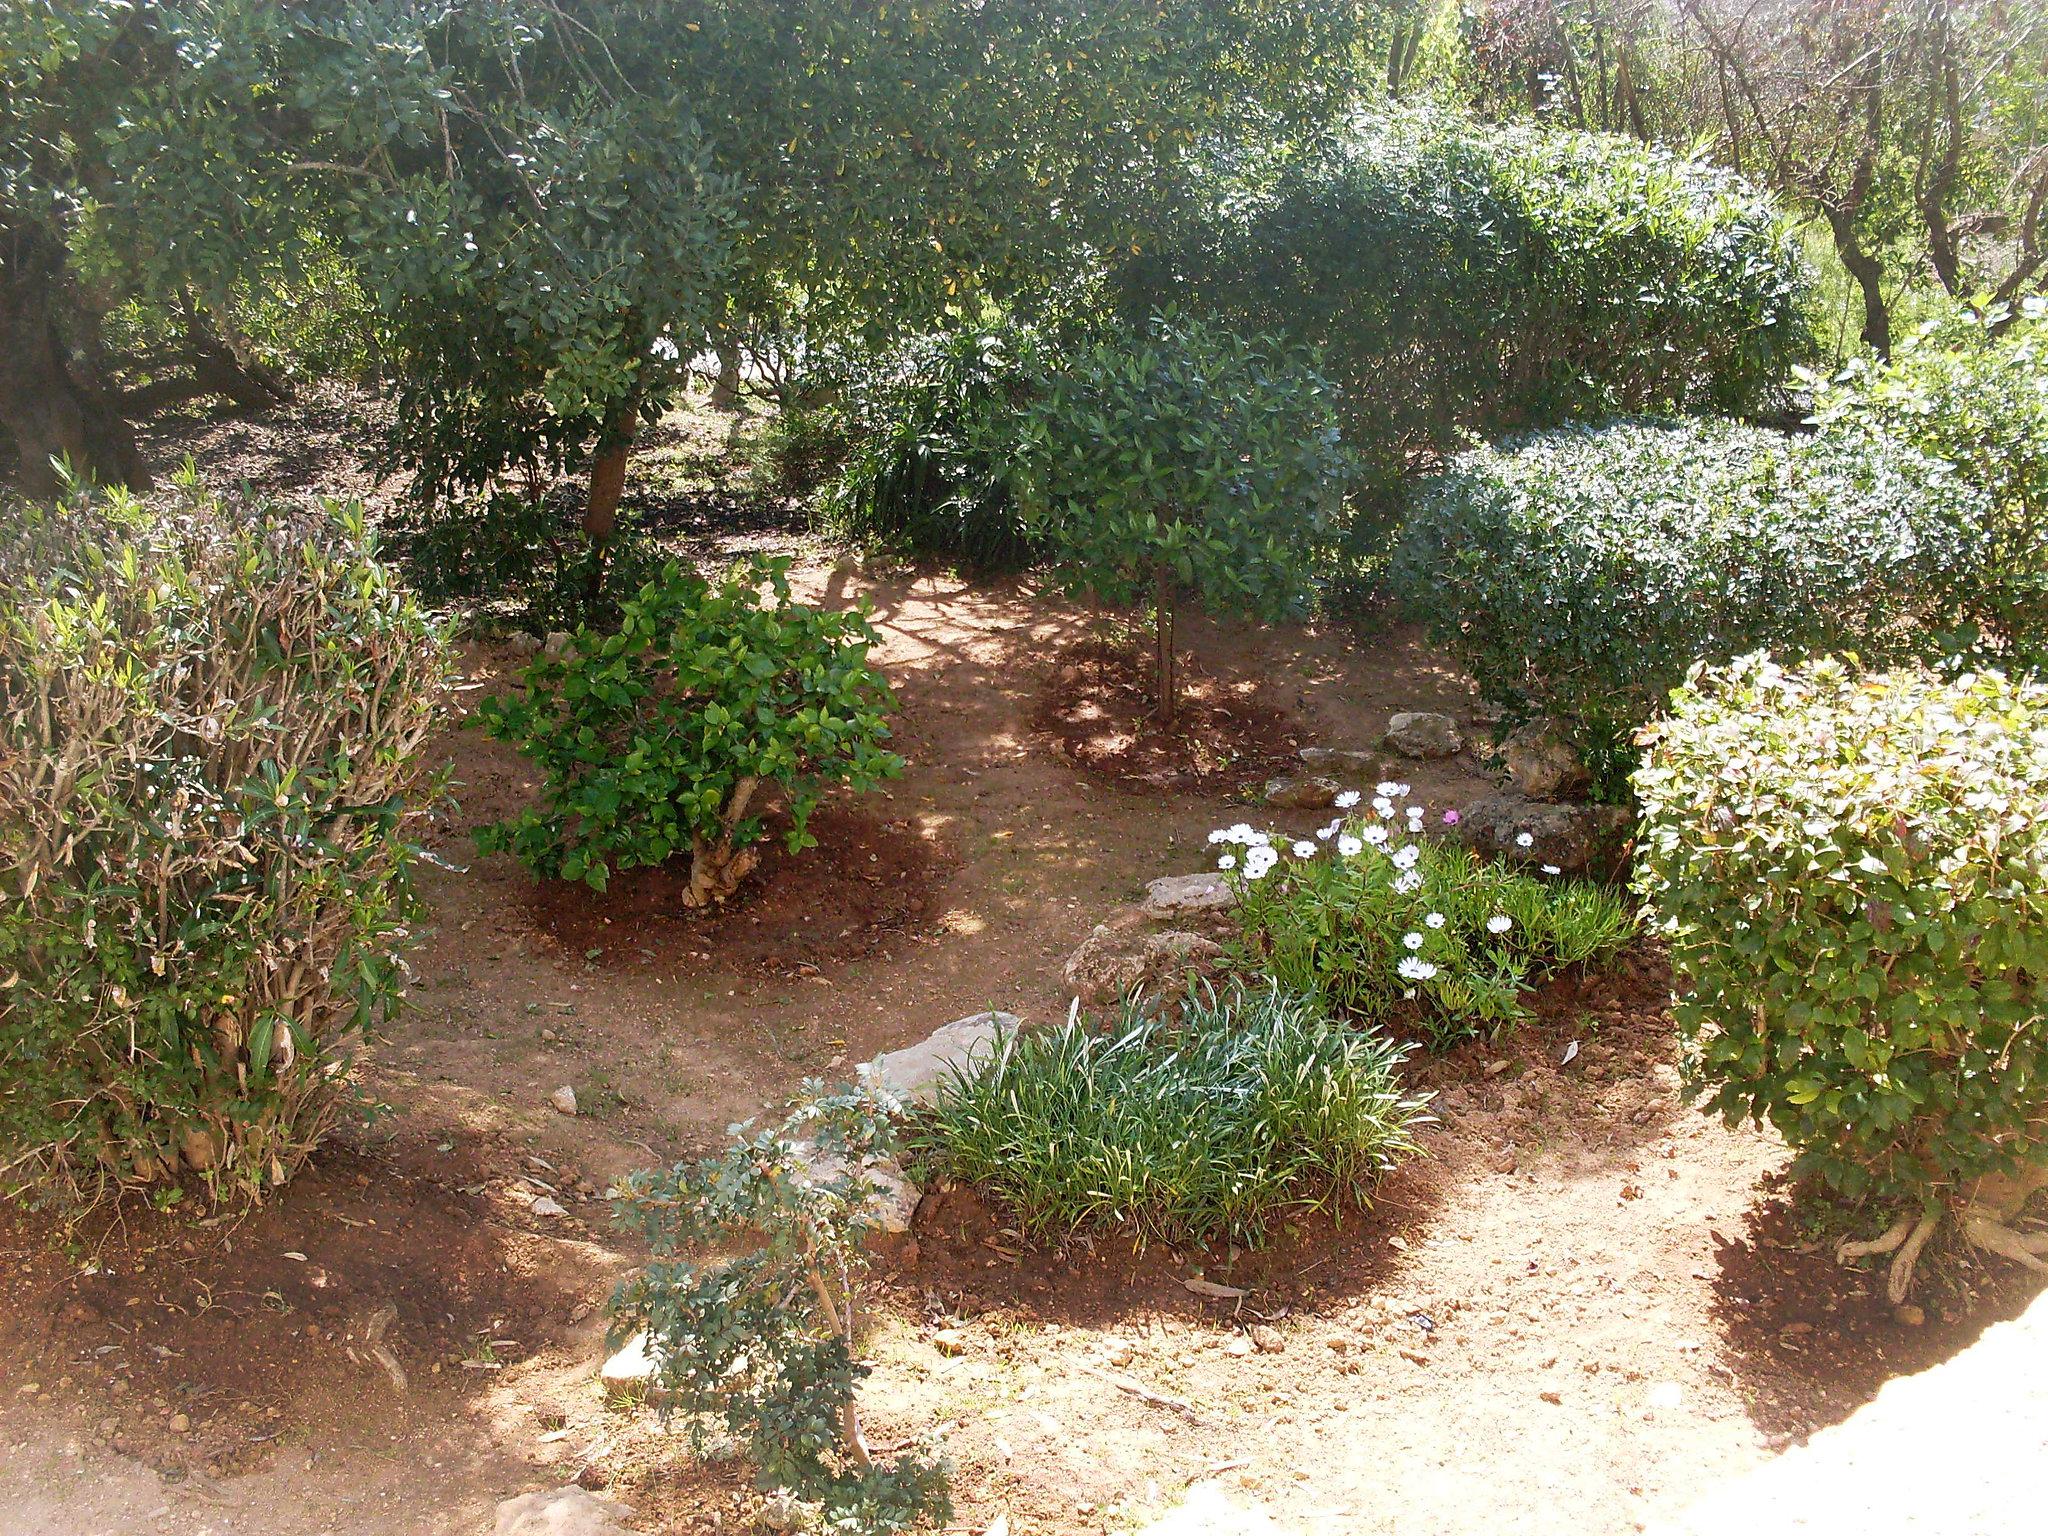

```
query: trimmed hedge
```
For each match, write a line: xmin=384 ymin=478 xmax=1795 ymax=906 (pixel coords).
xmin=1635 ymin=653 xmax=2048 ymax=1211
xmin=1393 ymin=418 xmax=1994 ymax=799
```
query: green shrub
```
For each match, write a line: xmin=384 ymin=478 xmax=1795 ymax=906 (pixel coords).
xmin=914 ymin=984 xmax=1427 ymax=1247
xmin=1811 ymin=300 xmax=2048 ymax=663
xmin=1008 ymin=313 xmax=1353 ymax=720
xmin=473 ymin=558 xmax=902 ymax=902
xmin=811 ymin=324 xmax=1042 ymax=571
xmin=1634 ymin=653 xmax=2048 ymax=1226
xmin=0 ymin=477 xmax=449 ymax=1204
xmin=1122 ymin=108 xmax=1813 ymax=538
xmin=614 ymin=1081 xmax=949 ymax=1533
xmin=1215 ymin=795 xmax=1633 ymax=1048
xmin=384 ymin=489 xmax=663 ymax=636
xmin=1394 ymin=418 xmax=1994 ymax=799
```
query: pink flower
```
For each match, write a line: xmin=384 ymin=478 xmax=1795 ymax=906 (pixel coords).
xmin=1441 ymin=809 xmax=1461 ymax=826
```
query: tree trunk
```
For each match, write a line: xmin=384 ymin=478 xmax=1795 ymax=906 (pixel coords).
xmin=1824 ymin=206 xmax=1892 ymax=359
xmin=709 ymin=340 xmax=741 ymax=410
xmin=1151 ymin=561 xmax=1177 ymax=727
xmin=0 ymin=225 xmax=149 ymax=497
xmin=580 ymin=417 xmax=635 ymax=604
xmin=183 ymin=300 xmax=294 ymax=411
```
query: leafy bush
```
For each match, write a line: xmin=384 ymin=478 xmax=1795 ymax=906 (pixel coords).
xmin=1811 ymin=299 xmax=2048 ymax=663
xmin=614 ymin=1081 xmax=949 ymax=1534
xmin=1635 ymin=654 xmax=2048 ymax=1250
xmin=473 ymin=558 xmax=902 ymax=901
xmin=0 ymin=477 xmax=448 ymax=1204
xmin=1122 ymin=108 xmax=1814 ymax=537
xmin=914 ymin=984 xmax=1427 ymax=1247
xmin=385 ymin=490 xmax=663 ymax=636
xmin=1214 ymin=788 xmax=1633 ymax=1047
xmin=1008 ymin=313 xmax=1353 ymax=720
xmin=1394 ymin=418 xmax=1995 ymax=799
xmin=811 ymin=325 xmax=1042 ymax=571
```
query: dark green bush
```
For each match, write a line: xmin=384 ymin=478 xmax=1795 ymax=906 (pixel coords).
xmin=1635 ymin=653 xmax=2048 ymax=1220
xmin=473 ymin=558 xmax=902 ymax=902
xmin=1123 ymin=109 xmax=1813 ymax=540
xmin=1811 ymin=300 xmax=2048 ymax=663
xmin=0 ymin=477 xmax=449 ymax=1204
xmin=1393 ymin=418 xmax=1994 ymax=799
xmin=913 ymin=984 xmax=1428 ymax=1247
xmin=810 ymin=325 xmax=1043 ymax=571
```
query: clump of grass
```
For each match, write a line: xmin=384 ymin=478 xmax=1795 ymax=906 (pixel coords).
xmin=910 ymin=985 xmax=1429 ymax=1248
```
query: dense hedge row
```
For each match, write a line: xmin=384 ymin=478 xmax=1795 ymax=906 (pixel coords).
xmin=1122 ymin=109 xmax=1813 ymax=515
xmin=1393 ymin=418 xmax=1993 ymax=798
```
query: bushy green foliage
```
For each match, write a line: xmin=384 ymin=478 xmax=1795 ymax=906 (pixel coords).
xmin=384 ymin=491 xmax=662 ymax=637
xmin=1009 ymin=314 xmax=1353 ymax=717
xmin=812 ymin=325 xmax=1042 ymax=571
xmin=1634 ymin=653 xmax=2048 ymax=1211
xmin=1811 ymin=300 xmax=2048 ymax=663
xmin=0 ymin=476 xmax=448 ymax=1204
xmin=1122 ymin=109 xmax=1814 ymax=532
xmin=614 ymin=1081 xmax=949 ymax=1534
xmin=1213 ymin=801 xmax=1632 ymax=1048
xmin=914 ymin=985 xmax=1427 ymax=1247
xmin=1394 ymin=417 xmax=1995 ymax=799
xmin=473 ymin=559 xmax=902 ymax=903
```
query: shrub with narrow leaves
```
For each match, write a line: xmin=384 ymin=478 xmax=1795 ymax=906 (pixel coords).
xmin=613 ymin=1081 xmax=949 ymax=1533
xmin=1394 ymin=418 xmax=1995 ymax=799
xmin=914 ymin=984 xmax=1427 ymax=1247
xmin=1215 ymin=786 xmax=1633 ymax=1047
xmin=0 ymin=478 xmax=449 ymax=1204
xmin=1634 ymin=653 xmax=2048 ymax=1211
xmin=473 ymin=558 xmax=902 ymax=902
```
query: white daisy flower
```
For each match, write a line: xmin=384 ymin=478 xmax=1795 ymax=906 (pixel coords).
xmin=1397 ymin=956 xmax=1438 ymax=982
xmin=1391 ymin=844 xmax=1420 ymax=869
xmin=1291 ymin=840 xmax=1318 ymax=859
xmin=1334 ymin=790 xmax=1361 ymax=809
xmin=1515 ymin=832 xmax=1535 ymax=848
xmin=1487 ymin=913 xmax=1513 ymax=934
xmin=1376 ymin=780 xmax=1402 ymax=796
xmin=1424 ymin=912 xmax=1446 ymax=929
xmin=1541 ymin=864 xmax=1562 ymax=876
xmin=1402 ymin=931 xmax=1425 ymax=950
xmin=1337 ymin=834 xmax=1363 ymax=857
xmin=1393 ymin=870 xmax=1422 ymax=894
xmin=1218 ymin=853 xmax=1237 ymax=870
xmin=1372 ymin=795 xmax=1395 ymax=817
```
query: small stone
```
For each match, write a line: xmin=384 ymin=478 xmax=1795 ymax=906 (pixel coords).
xmin=600 ymin=1331 xmax=670 ymax=1397
xmin=864 ymin=1011 xmax=1018 ymax=1106
xmin=1503 ymin=718 xmax=1590 ymax=801
xmin=549 ymin=1086 xmax=578 ymax=1116
xmin=1249 ymin=1325 xmax=1285 ymax=1354
xmin=1383 ymin=711 xmax=1463 ymax=758
xmin=541 ymin=631 xmax=574 ymax=659
xmin=1646 ymin=1381 xmax=1683 ymax=1410
xmin=932 ymin=1328 xmax=969 ymax=1356
xmin=1298 ymin=746 xmax=1384 ymax=775
xmin=168 ymin=1413 xmax=190 ymax=1434
xmin=1222 ymin=1334 xmax=1254 ymax=1357
xmin=1894 ymin=1303 xmax=1926 ymax=1327
xmin=754 ymin=1494 xmax=803 ymax=1535
xmin=1264 ymin=773 xmax=1342 ymax=809
xmin=1140 ymin=872 xmax=1236 ymax=919
xmin=530 ymin=1196 xmax=568 ymax=1218
xmin=1064 ymin=918 xmax=1224 ymax=1011
xmin=1539 ymin=1389 xmax=1562 ymax=1405
xmin=788 ymin=1142 xmax=921 ymax=1235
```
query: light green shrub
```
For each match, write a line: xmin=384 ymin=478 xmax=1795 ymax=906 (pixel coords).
xmin=1635 ymin=653 xmax=2048 ymax=1218
xmin=0 ymin=477 xmax=449 ymax=1204
xmin=913 ymin=984 xmax=1428 ymax=1247
xmin=473 ymin=558 xmax=902 ymax=902
xmin=1215 ymin=794 xmax=1633 ymax=1047
xmin=1394 ymin=418 xmax=1994 ymax=799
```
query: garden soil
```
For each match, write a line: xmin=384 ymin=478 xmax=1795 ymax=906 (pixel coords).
xmin=2 ymin=398 xmax=2042 ymax=1536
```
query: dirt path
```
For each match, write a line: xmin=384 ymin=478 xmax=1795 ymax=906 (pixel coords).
xmin=4 ymin=403 xmax=2042 ymax=1535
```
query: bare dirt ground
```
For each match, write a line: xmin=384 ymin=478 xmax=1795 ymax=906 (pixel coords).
xmin=3 ymin=393 xmax=2043 ymax=1536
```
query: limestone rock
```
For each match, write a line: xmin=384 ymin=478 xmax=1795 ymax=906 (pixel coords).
xmin=496 ymin=1485 xmax=634 ymax=1536
xmin=1136 ymin=1486 xmax=1295 ymax=1536
xmin=1298 ymin=746 xmax=1383 ymax=776
xmin=549 ymin=1085 xmax=578 ymax=1116
xmin=599 ymin=1330 xmax=670 ymax=1397
xmin=789 ymin=1142 xmax=922 ymax=1235
xmin=865 ymin=1011 xmax=1018 ymax=1106
xmin=1264 ymin=773 xmax=1341 ymax=809
xmin=1064 ymin=919 xmax=1225 ymax=1009
xmin=1383 ymin=711 xmax=1464 ymax=759
xmin=1140 ymin=872 xmax=1236 ymax=919
xmin=1453 ymin=793 xmax=1633 ymax=876
xmin=1503 ymin=718 xmax=1591 ymax=801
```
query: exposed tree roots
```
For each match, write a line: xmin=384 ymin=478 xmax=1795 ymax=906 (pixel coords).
xmin=1837 ymin=1165 xmax=2048 ymax=1302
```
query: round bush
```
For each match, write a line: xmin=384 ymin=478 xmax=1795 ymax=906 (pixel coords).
xmin=1635 ymin=654 xmax=2048 ymax=1222
xmin=1121 ymin=108 xmax=1813 ymax=525
xmin=0 ymin=480 xmax=449 ymax=1203
xmin=473 ymin=557 xmax=903 ymax=903
xmin=1394 ymin=418 xmax=1994 ymax=799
